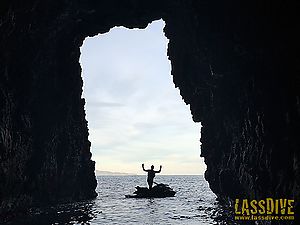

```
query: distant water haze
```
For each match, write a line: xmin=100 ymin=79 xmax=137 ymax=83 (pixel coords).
xmin=95 ymin=170 xmax=136 ymax=176
xmin=80 ymin=19 xmax=206 ymax=175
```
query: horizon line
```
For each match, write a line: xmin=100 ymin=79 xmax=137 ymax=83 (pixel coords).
xmin=96 ymin=174 xmax=204 ymax=176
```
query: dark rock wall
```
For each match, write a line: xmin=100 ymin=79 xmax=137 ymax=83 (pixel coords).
xmin=163 ymin=2 xmax=300 ymax=223
xmin=165 ymin=0 xmax=300 ymax=200
xmin=0 ymin=0 xmax=299 ymax=223
xmin=0 ymin=0 xmax=98 ymax=215
xmin=164 ymin=2 xmax=300 ymax=223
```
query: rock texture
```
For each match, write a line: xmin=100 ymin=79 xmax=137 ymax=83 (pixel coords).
xmin=1 ymin=0 xmax=299 ymax=224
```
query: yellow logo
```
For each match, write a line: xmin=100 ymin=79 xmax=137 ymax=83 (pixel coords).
xmin=234 ymin=198 xmax=294 ymax=221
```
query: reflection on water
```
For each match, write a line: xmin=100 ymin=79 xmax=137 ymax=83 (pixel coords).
xmin=8 ymin=200 xmax=96 ymax=225
xmin=6 ymin=176 xmax=241 ymax=225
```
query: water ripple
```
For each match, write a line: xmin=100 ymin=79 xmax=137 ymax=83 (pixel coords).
xmin=6 ymin=176 xmax=239 ymax=225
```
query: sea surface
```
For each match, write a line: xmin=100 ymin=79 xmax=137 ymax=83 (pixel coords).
xmin=8 ymin=175 xmax=238 ymax=225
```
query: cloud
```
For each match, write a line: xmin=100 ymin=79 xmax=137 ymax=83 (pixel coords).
xmin=87 ymin=101 xmax=125 ymax=108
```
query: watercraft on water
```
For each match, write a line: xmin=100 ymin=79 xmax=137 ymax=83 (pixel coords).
xmin=125 ymin=183 xmax=176 ymax=198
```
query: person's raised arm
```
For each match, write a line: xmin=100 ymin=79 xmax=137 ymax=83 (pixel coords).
xmin=142 ymin=163 xmax=147 ymax=172
xmin=156 ymin=165 xmax=162 ymax=173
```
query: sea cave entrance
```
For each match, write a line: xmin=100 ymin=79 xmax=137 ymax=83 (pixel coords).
xmin=79 ymin=19 xmax=205 ymax=176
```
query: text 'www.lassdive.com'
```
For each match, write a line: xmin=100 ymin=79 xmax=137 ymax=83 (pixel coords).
xmin=234 ymin=198 xmax=295 ymax=221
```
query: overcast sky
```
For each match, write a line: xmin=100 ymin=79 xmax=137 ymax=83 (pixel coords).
xmin=79 ymin=19 xmax=206 ymax=175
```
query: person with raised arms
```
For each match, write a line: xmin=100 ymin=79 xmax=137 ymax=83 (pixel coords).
xmin=142 ymin=164 xmax=162 ymax=189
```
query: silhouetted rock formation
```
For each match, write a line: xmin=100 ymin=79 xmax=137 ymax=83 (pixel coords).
xmin=1 ymin=1 xmax=299 ymax=224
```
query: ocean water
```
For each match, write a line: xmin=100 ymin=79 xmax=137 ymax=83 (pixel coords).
xmin=8 ymin=176 xmax=238 ymax=225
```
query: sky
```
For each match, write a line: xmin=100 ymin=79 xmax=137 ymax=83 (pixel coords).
xmin=79 ymin=19 xmax=206 ymax=175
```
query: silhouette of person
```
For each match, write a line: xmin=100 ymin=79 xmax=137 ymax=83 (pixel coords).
xmin=142 ymin=164 xmax=162 ymax=189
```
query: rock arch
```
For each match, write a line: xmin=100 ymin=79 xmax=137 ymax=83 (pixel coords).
xmin=0 ymin=1 xmax=299 ymax=221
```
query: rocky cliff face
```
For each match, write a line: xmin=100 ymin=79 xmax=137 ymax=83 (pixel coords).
xmin=1 ymin=0 xmax=299 ymax=223
xmin=165 ymin=3 xmax=300 ymax=223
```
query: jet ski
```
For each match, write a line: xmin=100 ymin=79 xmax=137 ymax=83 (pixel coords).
xmin=125 ymin=183 xmax=176 ymax=198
